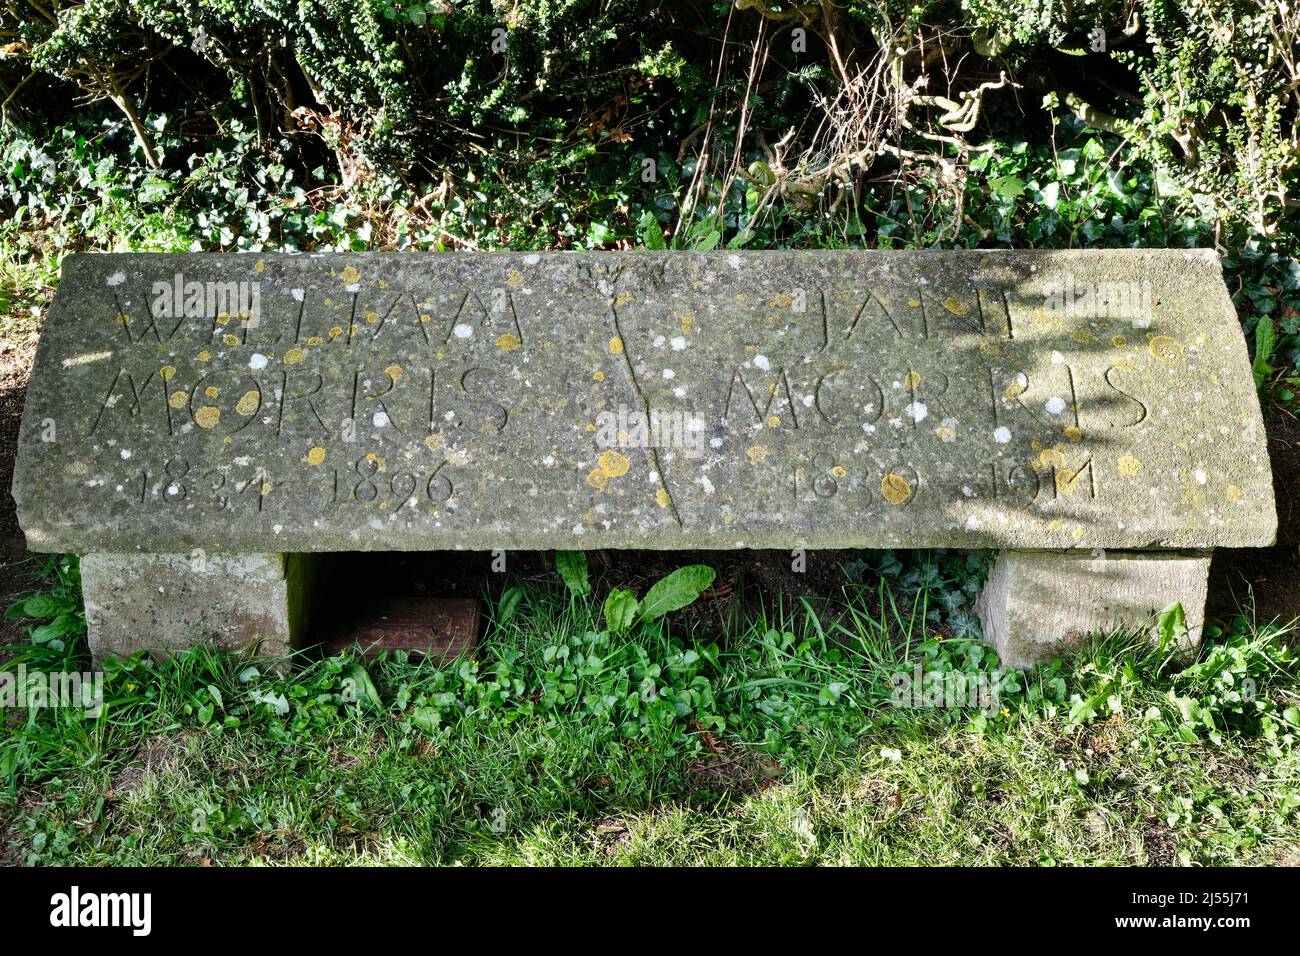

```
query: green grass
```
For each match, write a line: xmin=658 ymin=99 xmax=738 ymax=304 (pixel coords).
xmin=2 ymin=555 xmax=1297 ymax=866
xmin=0 ymin=239 xmax=58 ymax=357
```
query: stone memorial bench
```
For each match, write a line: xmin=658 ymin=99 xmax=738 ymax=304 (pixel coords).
xmin=12 ymin=250 xmax=1275 ymax=668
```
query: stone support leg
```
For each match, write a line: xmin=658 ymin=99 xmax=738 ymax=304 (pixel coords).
xmin=975 ymin=550 xmax=1212 ymax=668
xmin=81 ymin=552 xmax=317 ymax=662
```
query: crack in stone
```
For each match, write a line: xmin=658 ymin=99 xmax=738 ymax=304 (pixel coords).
xmin=608 ymin=301 xmax=683 ymax=527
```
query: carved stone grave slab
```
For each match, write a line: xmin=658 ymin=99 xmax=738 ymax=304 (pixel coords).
xmin=12 ymin=250 xmax=1275 ymax=663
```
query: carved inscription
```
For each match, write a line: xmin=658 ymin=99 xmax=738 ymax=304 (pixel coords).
xmin=13 ymin=251 xmax=1274 ymax=552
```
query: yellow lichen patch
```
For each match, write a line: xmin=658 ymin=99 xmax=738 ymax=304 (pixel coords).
xmin=1048 ymin=518 xmax=1064 ymax=532
xmin=655 ymin=488 xmax=671 ymax=508
xmin=608 ymin=337 xmax=624 ymax=354
xmin=328 ymin=326 xmax=344 ymax=339
xmin=197 ymin=350 xmax=212 ymax=362
xmin=881 ymin=473 xmax=913 ymax=505
xmin=935 ymin=423 xmax=955 ymax=442
xmin=284 ymin=347 xmax=305 ymax=364
xmin=1071 ymin=328 xmax=1095 ymax=345
xmin=424 ymin=434 xmax=445 ymax=451
xmin=1004 ymin=379 xmax=1027 ymax=400
xmin=194 ymin=406 xmax=221 ymax=429
xmin=340 ymin=265 xmax=361 ymax=284
xmin=746 ymin=444 xmax=768 ymax=465
xmin=722 ymin=513 xmax=734 ymax=525
xmin=235 ymin=390 xmax=260 ymax=416
xmin=204 ymin=385 xmax=220 ymax=399
xmin=366 ymin=452 xmax=383 ymax=468
xmin=365 ymin=310 xmax=381 ymax=325
xmin=254 ymin=260 xmax=266 ymax=273
xmin=215 ymin=313 xmax=231 ymax=326
xmin=593 ymin=370 xmax=605 ymax=382
xmin=1055 ymin=468 xmax=1083 ymax=495
xmin=769 ymin=293 xmax=793 ymax=308
xmin=117 ymin=314 xmax=130 ymax=325
xmin=1070 ymin=525 xmax=1085 ymax=541
xmin=223 ymin=334 xmax=240 ymax=347
xmin=307 ymin=336 xmax=325 ymax=345
xmin=903 ymin=370 xmax=922 ymax=390
xmin=496 ymin=332 xmax=521 ymax=352
xmin=306 ymin=447 xmax=326 ymax=465
xmin=1064 ymin=426 xmax=1082 ymax=443
xmin=1111 ymin=334 xmax=1127 ymax=348
xmin=260 ymin=482 xmax=273 ymax=496
xmin=168 ymin=390 xmax=188 ymax=409
xmin=942 ymin=297 xmax=968 ymax=316
xmin=1226 ymin=484 xmax=1242 ymax=502
xmin=597 ymin=450 xmax=630 ymax=477
xmin=385 ymin=364 xmax=404 ymax=380
xmin=1033 ymin=311 xmax=1062 ymax=334
xmin=613 ymin=292 xmax=633 ymax=308
xmin=1035 ymin=448 xmax=1067 ymax=472
xmin=420 ymin=314 xmax=432 ymax=324
xmin=767 ymin=415 xmax=781 ymax=427
xmin=1148 ymin=335 xmax=1183 ymax=364
xmin=505 ymin=268 xmax=524 ymax=288
xmin=160 ymin=365 xmax=176 ymax=381
xmin=831 ymin=466 xmax=847 ymax=479
xmin=586 ymin=469 xmax=608 ymax=490
xmin=735 ymin=293 xmax=748 ymax=303
xmin=680 ymin=313 xmax=694 ymax=334
xmin=907 ymin=298 xmax=921 ymax=308
xmin=1117 ymin=454 xmax=1142 ymax=477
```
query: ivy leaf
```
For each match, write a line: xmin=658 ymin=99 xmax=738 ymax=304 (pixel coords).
xmin=989 ymin=175 xmax=1026 ymax=200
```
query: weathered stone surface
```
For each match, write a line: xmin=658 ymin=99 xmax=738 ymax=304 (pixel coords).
xmin=975 ymin=549 xmax=1210 ymax=668
xmin=81 ymin=552 xmax=316 ymax=660
xmin=13 ymin=250 xmax=1275 ymax=552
